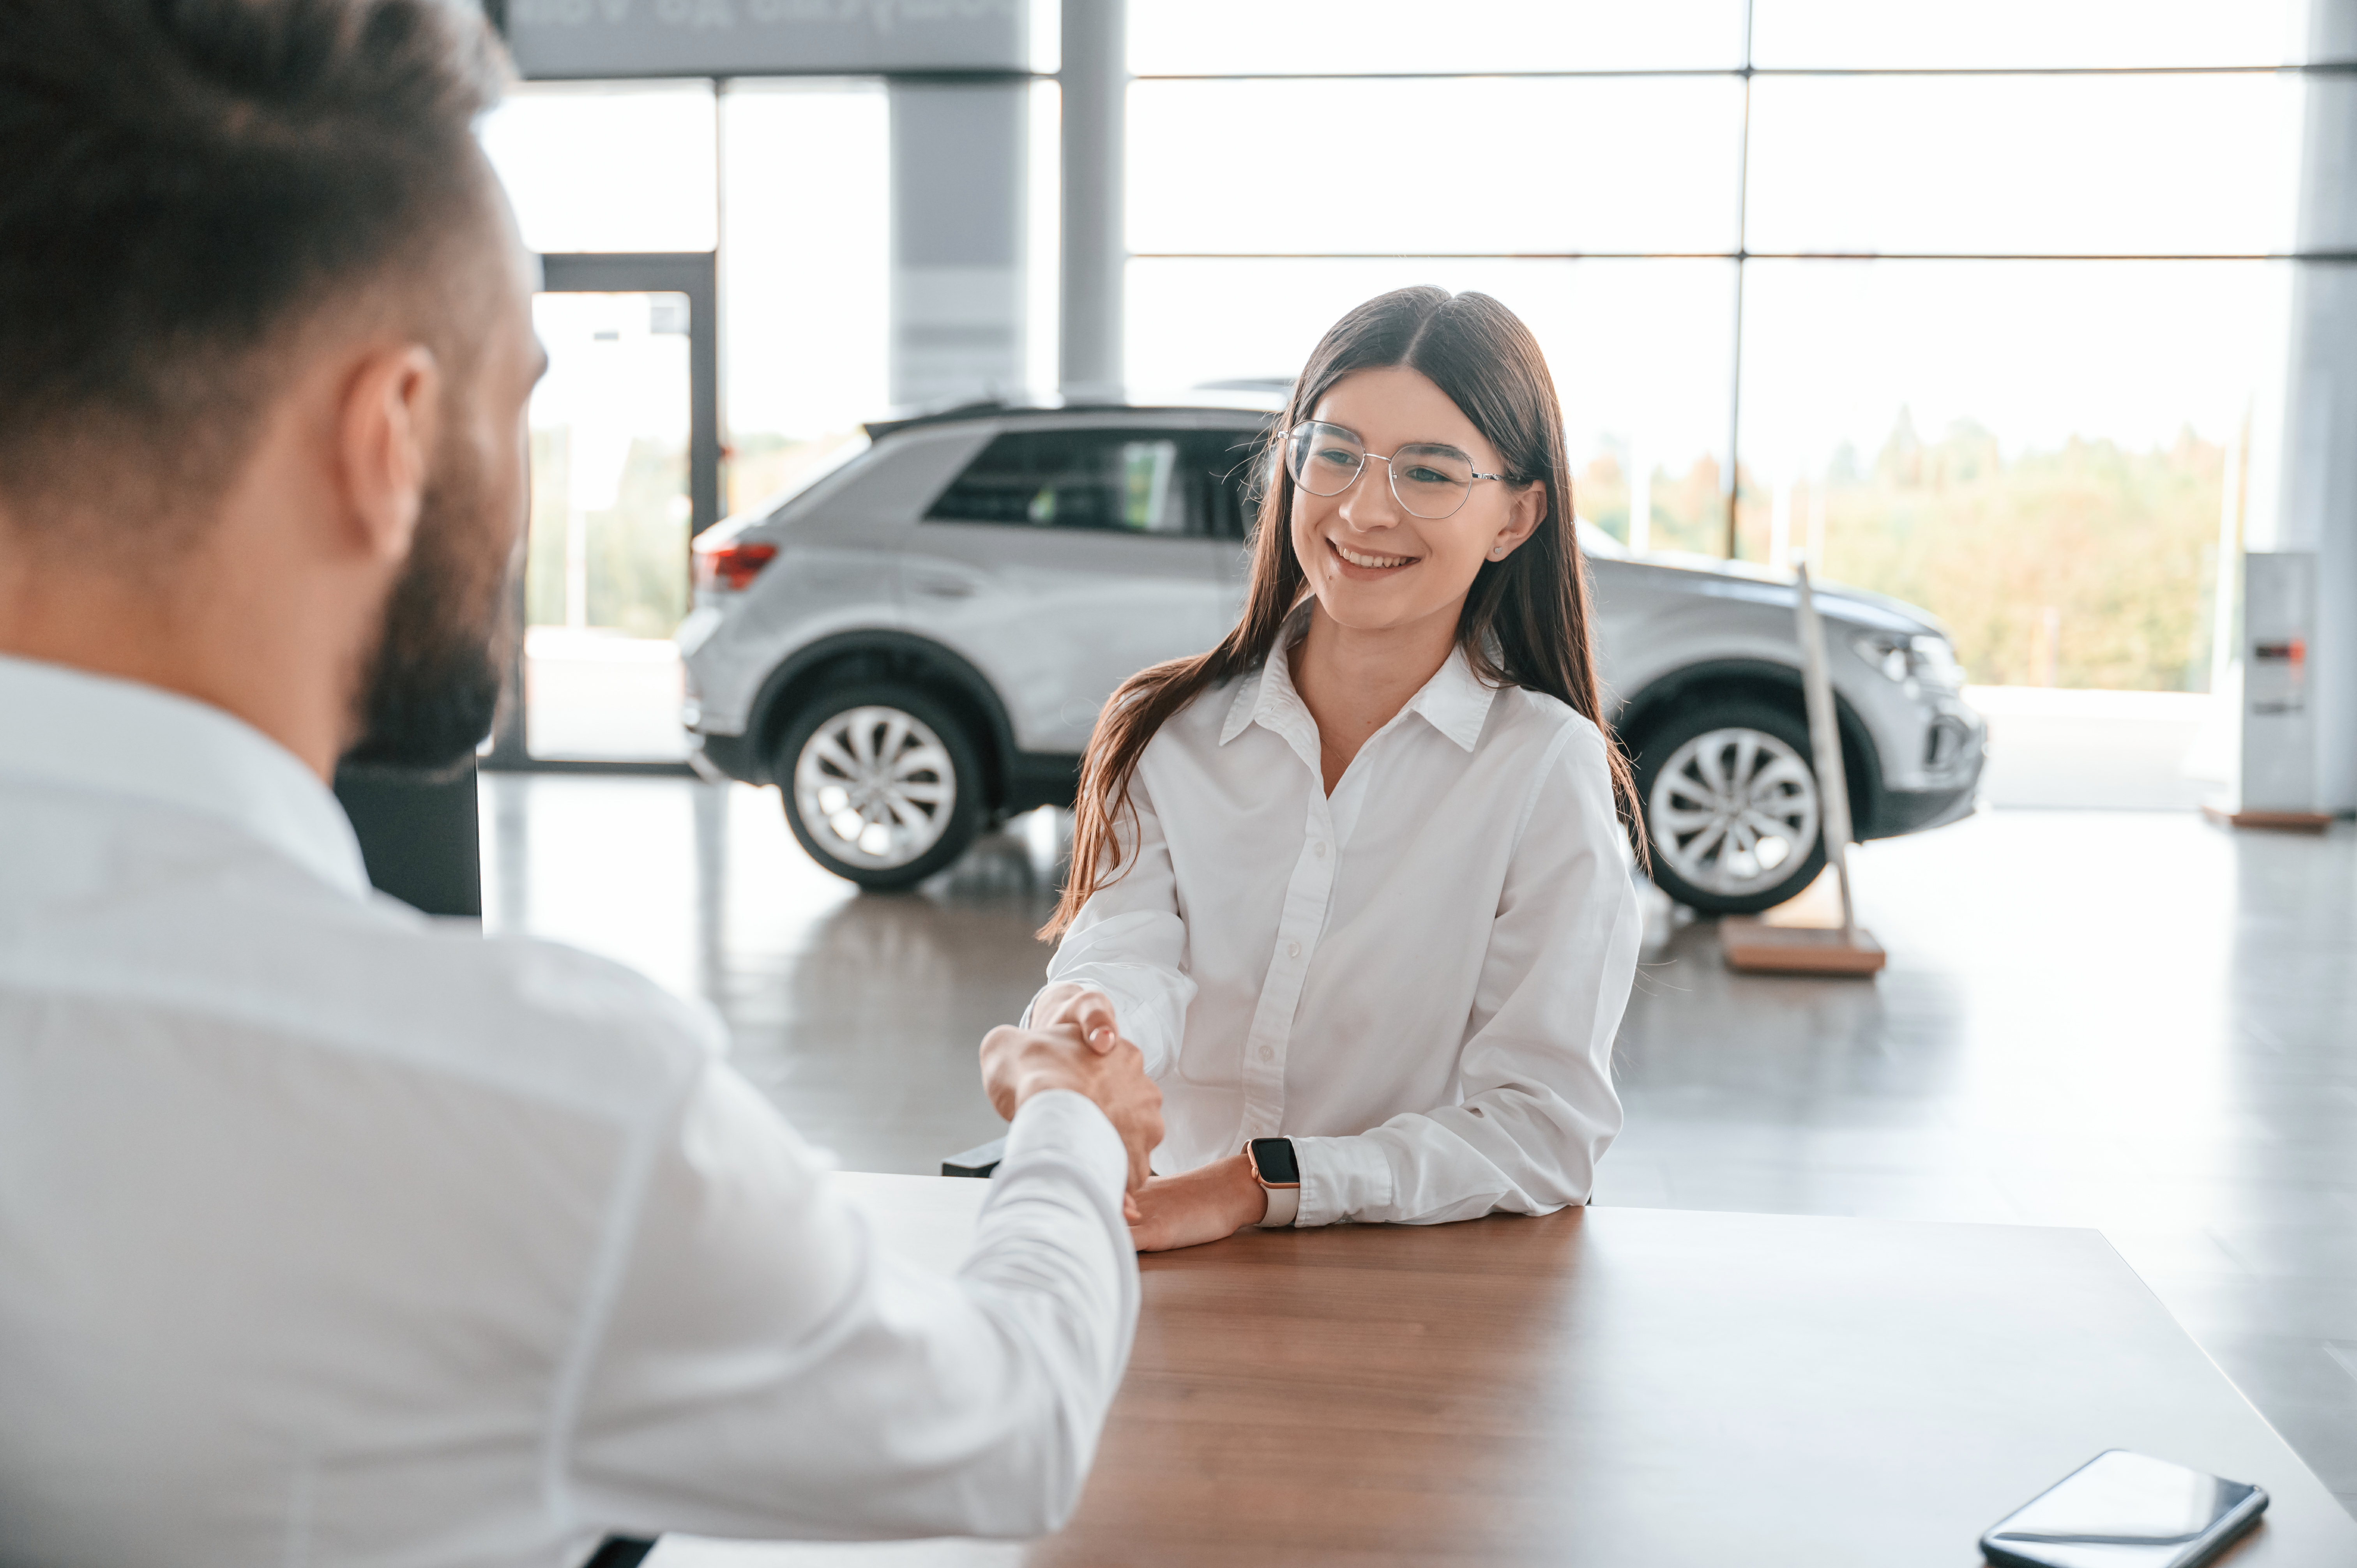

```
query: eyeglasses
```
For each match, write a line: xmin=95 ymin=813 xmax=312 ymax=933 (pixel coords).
xmin=1283 ymin=420 xmax=1506 ymax=520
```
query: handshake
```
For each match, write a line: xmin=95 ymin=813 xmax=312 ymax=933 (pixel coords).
xmin=979 ymin=984 xmax=1163 ymax=1217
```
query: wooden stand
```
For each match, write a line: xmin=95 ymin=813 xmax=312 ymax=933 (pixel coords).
xmin=1721 ymin=916 xmax=1887 ymax=975
xmin=1722 ymin=562 xmax=1887 ymax=978
xmin=2202 ymin=802 xmax=2333 ymax=834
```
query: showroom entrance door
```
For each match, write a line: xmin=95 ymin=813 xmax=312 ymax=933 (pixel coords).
xmin=489 ymin=252 xmax=720 ymax=768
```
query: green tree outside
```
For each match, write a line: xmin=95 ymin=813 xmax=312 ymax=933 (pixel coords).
xmin=525 ymin=428 xmax=690 ymax=638
xmin=1579 ymin=412 xmax=2228 ymax=693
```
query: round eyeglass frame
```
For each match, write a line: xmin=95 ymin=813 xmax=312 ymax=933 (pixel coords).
xmin=1283 ymin=420 xmax=1507 ymax=521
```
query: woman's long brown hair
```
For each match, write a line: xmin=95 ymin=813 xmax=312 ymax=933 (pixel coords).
xmin=1043 ymin=286 xmax=1643 ymax=940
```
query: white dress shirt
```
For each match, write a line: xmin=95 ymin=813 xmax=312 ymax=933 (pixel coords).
xmin=1035 ymin=619 xmax=1641 ymax=1227
xmin=0 ymin=654 xmax=1137 ymax=1568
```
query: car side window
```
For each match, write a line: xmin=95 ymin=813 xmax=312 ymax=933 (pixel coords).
xmin=1194 ymin=428 xmax=1266 ymax=542
xmin=928 ymin=429 xmax=1202 ymax=537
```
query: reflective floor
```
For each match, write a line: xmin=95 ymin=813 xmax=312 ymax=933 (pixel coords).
xmin=481 ymin=777 xmax=2357 ymax=1515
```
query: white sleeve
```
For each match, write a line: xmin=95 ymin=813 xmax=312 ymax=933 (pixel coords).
xmin=1027 ymin=770 xmax=1196 ymax=1079
xmin=566 ymin=1069 xmax=1138 ymax=1542
xmin=1291 ymin=728 xmax=1640 ymax=1227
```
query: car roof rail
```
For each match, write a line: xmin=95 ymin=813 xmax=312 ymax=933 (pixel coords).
xmin=861 ymin=386 xmax=1284 ymax=443
xmin=861 ymin=397 xmax=1011 ymax=443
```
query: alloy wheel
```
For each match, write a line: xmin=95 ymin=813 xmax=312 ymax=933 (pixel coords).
xmin=1646 ymin=726 xmax=1821 ymax=900
xmin=792 ymin=704 xmax=958 ymax=871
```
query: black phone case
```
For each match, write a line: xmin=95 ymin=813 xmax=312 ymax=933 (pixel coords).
xmin=1981 ymin=1479 xmax=2268 ymax=1568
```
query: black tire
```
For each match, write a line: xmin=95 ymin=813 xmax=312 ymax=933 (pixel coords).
xmin=774 ymin=682 xmax=984 ymax=891
xmin=1632 ymin=700 xmax=1828 ymax=916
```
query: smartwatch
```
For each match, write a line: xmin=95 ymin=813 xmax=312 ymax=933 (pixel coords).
xmin=1245 ymin=1137 xmax=1300 ymax=1228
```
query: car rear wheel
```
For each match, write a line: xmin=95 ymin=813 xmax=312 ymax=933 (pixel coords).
xmin=1634 ymin=702 xmax=1827 ymax=915
xmin=776 ymin=683 xmax=983 ymax=890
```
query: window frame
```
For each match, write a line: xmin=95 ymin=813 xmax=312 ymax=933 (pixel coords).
xmin=1127 ymin=28 xmax=2357 ymax=561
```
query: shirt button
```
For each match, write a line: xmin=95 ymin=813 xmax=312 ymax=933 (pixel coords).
xmin=1313 ymin=840 xmax=1328 ymax=858
xmin=1287 ymin=940 xmax=1302 ymax=959
xmin=1259 ymin=1045 xmax=1275 ymax=1063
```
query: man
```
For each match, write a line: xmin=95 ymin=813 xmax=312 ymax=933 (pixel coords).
xmin=0 ymin=3 xmax=1162 ymax=1564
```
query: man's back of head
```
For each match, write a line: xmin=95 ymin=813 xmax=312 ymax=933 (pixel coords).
xmin=0 ymin=0 xmax=534 ymax=778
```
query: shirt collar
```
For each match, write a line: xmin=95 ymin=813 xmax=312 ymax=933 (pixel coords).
xmin=1219 ymin=602 xmax=1312 ymax=748
xmin=1219 ymin=605 xmax=1498 ymax=754
xmin=1404 ymin=640 xmax=1499 ymax=752
xmin=0 ymin=654 xmax=371 ymax=899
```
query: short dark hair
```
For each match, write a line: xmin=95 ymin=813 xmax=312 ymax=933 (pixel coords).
xmin=0 ymin=0 xmax=506 ymax=524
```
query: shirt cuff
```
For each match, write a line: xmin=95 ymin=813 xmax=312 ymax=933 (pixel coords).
xmin=1001 ymin=1089 xmax=1128 ymax=1203
xmin=1290 ymin=1134 xmax=1394 ymax=1227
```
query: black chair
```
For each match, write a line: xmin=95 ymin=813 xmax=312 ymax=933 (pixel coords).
xmin=941 ymin=1137 xmax=1006 ymax=1178
xmin=332 ymin=760 xmax=481 ymax=917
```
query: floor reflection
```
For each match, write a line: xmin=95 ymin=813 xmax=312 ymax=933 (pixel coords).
xmin=481 ymin=776 xmax=2357 ymax=1514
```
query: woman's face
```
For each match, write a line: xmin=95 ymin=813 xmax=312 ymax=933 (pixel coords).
xmin=1289 ymin=364 xmax=1543 ymax=637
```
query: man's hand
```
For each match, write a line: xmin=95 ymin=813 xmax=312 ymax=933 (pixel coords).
xmin=979 ymin=1021 xmax=1163 ymax=1196
xmin=1028 ymin=982 xmax=1122 ymax=1054
xmin=1126 ymin=1154 xmax=1268 ymax=1252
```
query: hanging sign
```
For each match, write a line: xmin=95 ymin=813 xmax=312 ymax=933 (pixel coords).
xmin=504 ymin=0 xmax=1028 ymax=78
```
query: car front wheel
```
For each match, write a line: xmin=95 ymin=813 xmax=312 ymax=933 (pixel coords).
xmin=776 ymin=683 xmax=983 ymax=890
xmin=1634 ymin=702 xmax=1828 ymax=915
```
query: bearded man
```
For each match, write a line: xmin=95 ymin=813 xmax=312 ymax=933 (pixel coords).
xmin=0 ymin=4 xmax=1161 ymax=1564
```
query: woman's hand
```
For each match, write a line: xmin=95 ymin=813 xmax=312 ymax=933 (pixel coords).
xmin=1030 ymin=982 xmax=1123 ymax=1054
xmin=1128 ymin=1153 xmax=1269 ymax=1252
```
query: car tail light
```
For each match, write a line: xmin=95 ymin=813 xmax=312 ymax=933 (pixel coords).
xmin=694 ymin=539 xmax=776 ymax=592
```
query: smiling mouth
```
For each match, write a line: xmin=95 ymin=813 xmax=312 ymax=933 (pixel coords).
xmin=1329 ymin=538 xmax=1417 ymax=571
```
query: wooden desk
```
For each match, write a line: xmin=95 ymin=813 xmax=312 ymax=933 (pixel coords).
xmin=648 ymin=1174 xmax=2357 ymax=1568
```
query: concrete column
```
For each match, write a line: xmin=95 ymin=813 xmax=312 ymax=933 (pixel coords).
xmin=2262 ymin=0 xmax=2357 ymax=811
xmin=1059 ymin=0 xmax=1124 ymax=393
xmin=889 ymin=82 xmax=1025 ymax=407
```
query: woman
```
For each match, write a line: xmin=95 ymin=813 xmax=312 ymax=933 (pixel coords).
xmin=1030 ymin=286 xmax=1643 ymax=1250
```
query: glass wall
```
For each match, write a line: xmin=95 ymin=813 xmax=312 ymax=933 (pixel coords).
xmin=719 ymin=81 xmax=893 ymax=514
xmin=483 ymin=79 xmax=901 ymax=760
xmin=1125 ymin=45 xmax=1749 ymax=560
xmin=520 ymin=290 xmax=695 ymax=761
xmin=1126 ymin=0 xmax=2323 ymax=693
xmin=481 ymin=86 xmax=722 ymax=760
xmin=484 ymin=75 xmax=1058 ymax=523
xmin=481 ymin=82 xmax=719 ymax=253
xmin=1738 ymin=261 xmax=2289 ymax=691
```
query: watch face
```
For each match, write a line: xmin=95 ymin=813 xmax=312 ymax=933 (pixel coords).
xmin=1251 ymin=1137 xmax=1300 ymax=1187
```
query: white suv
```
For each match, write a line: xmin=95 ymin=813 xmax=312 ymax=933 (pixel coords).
xmin=679 ymin=395 xmax=1984 ymax=913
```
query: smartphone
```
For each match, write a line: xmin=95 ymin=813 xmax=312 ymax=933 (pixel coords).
xmin=1982 ymin=1450 xmax=2267 ymax=1568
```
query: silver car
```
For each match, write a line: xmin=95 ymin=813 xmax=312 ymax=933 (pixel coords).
xmin=679 ymin=395 xmax=1984 ymax=913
